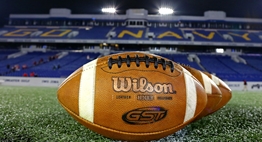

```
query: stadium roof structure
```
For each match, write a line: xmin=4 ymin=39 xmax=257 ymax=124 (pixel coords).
xmin=8 ymin=8 xmax=262 ymax=23
xmin=1 ymin=8 xmax=262 ymax=47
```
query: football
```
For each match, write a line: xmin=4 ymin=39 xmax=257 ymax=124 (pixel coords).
xmin=57 ymin=52 xmax=207 ymax=141
xmin=181 ymin=65 xmax=222 ymax=119
xmin=203 ymin=72 xmax=232 ymax=113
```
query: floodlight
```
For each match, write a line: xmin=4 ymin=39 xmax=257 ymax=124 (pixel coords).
xmin=216 ymin=48 xmax=224 ymax=53
xmin=102 ymin=8 xmax=116 ymax=13
xmin=159 ymin=8 xmax=174 ymax=15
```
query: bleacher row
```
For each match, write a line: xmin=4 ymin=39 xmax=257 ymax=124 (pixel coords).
xmin=1 ymin=27 xmax=262 ymax=43
xmin=0 ymin=51 xmax=262 ymax=81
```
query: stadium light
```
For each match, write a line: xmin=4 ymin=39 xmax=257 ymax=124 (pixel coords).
xmin=159 ymin=8 xmax=174 ymax=15
xmin=216 ymin=48 xmax=224 ymax=53
xmin=102 ymin=8 xmax=116 ymax=13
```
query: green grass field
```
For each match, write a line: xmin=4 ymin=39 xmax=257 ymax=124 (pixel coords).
xmin=0 ymin=86 xmax=261 ymax=141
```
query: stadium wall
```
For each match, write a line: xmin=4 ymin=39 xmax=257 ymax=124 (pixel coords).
xmin=0 ymin=76 xmax=262 ymax=91
xmin=226 ymin=81 xmax=262 ymax=91
xmin=0 ymin=76 xmax=64 ymax=87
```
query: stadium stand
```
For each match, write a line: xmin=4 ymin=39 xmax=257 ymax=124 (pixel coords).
xmin=3 ymin=52 xmax=101 ymax=78
xmin=2 ymin=51 xmax=261 ymax=81
xmin=61 ymin=52 xmax=100 ymax=70
xmin=218 ymin=55 xmax=261 ymax=74
xmin=240 ymin=54 xmax=262 ymax=71
xmin=0 ymin=51 xmax=59 ymax=76
xmin=218 ymin=30 xmax=261 ymax=43
xmin=198 ymin=54 xmax=262 ymax=81
xmin=148 ymin=27 xmax=189 ymax=41
xmin=111 ymin=27 xmax=147 ymax=40
xmin=0 ymin=9 xmax=262 ymax=82
xmin=1 ymin=26 xmax=262 ymax=45
xmin=155 ymin=53 xmax=202 ymax=70
xmin=182 ymin=29 xmax=226 ymax=42
xmin=0 ymin=27 xmax=113 ymax=40
xmin=198 ymin=54 xmax=237 ymax=74
xmin=0 ymin=50 xmax=18 ymax=61
xmin=76 ymin=27 xmax=113 ymax=39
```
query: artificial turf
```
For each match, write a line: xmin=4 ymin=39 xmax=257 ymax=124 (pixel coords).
xmin=0 ymin=86 xmax=261 ymax=141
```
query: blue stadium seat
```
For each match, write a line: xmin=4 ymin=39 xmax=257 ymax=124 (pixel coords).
xmin=0 ymin=27 xmax=111 ymax=40
xmin=240 ymin=55 xmax=262 ymax=71
xmin=218 ymin=56 xmax=261 ymax=74
xmin=198 ymin=54 xmax=262 ymax=81
xmin=183 ymin=30 xmax=226 ymax=42
xmin=149 ymin=28 xmax=189 ymax=41
xmin=198 ymin=54 xmax=236 ymax=74
xmin=111 ymin=27 xmax=147 ymax=40
xmin=76 ymin=27 xmax=113 ymax=39
xmin=9 ymin=52 xmax=101 ymax=78
xmin=154 ymin=53 xmax=202 ymax=70
xmin=0 ymin=50 xmax=18 ymax=61
xmin=1 ymin=27 xmax=262 ymax=44
xmin=218 ymin=30 xmax=261 ymax=43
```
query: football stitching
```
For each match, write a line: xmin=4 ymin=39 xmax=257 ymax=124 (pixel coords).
xmin=108 ymin=54 xmax=175 ymax=72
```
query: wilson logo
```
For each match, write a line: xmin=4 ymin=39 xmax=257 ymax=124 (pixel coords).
xmin=112 ymin=77 xmax=176 ymax=94
xmin=122 ymin=107 xmax=167 ymax=125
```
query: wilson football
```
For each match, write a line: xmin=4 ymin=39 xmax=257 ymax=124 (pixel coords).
xmin=204 ymin=72 xmax=232 ymax=113
xmin=57 ymin=52 xmax=207 ymax=141
xmin=181 ymin=65 xmax=222 ymax=119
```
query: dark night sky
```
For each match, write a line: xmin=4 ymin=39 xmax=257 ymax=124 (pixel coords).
xmin=0 ymin=0 xmax=262 ymax=25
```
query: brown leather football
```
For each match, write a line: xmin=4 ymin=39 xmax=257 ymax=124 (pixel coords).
xmin=57 ymin=52 xmax=207 ymax=141
xmin=181 ymin=65 xmax=222 ymax=119
xmin=204 ymin=72 xmax=232 ymax=114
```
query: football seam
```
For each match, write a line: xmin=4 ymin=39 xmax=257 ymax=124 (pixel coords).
xmin=58 ymin=70 xmax=82 ymax=89
xmin=218 ymin=85 xmax=232 ymax=92
xmin=208 ymin=93 xmax=222 ymax=96
xmin=58 ymin=61 xmax=105 ymax=89
xmin=58 ymin=60 xmax=105 ymax=89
